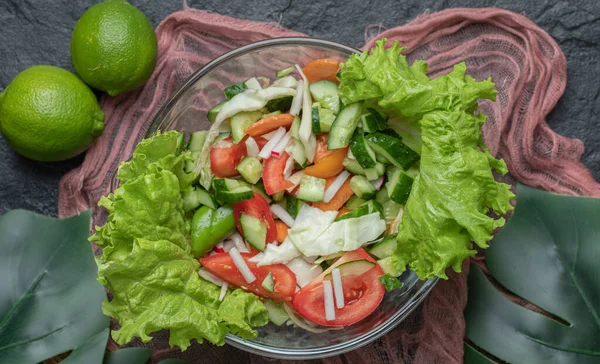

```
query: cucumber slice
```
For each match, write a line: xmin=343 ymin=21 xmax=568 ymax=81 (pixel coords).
xmin=361 ymin=108 xmax=389 ymax=133
xmin=230 ymin=110 xmax=262 ymax=143
xmin=272 ymin=190 xmax=285 ymax=202
xmin=286 ymin=138 xmax=307 ymax=168
xmin=213 ymin=178 xmax=255 ymax=203
xmin=309 ymin=80 xmax=340 ymax=114
xmin=349 ymin=175 xmax=376 ymax=200
xmin=286 ymin=195 xmax=305 ymax=218
xmin=342 ymin=158 xmax=386 ymax=178
xmin=261 ymin=272 xmax=275 ymax=292
xmin=187 ymin=131 xmax=207 ymax=152
xmin=296 ymin=175 xmax=325 ymax=202
xmin=377 ymin=256 xmax=403 ymax=277
xmin=349 ymin=131 xmax=377 ymax=168
xmin=336 ymin=200 xmax=383 ymax=221
xmin=369 ymin=234 xmax=398 ymax=259
xmin=224 ymin=81 xmax=247 ymax=99
xmin=365 ymin=132 xmax=420 ymax=170
xmin=328 ymin=102 xmax=363 ymax=150
xmin=324 ymin=259 xmax=375 ymax=280
xmin=236 ymin=156 xmax=263 ymax=184
xmin=345 ymin=195 xmax=367 ymax=210
xmin=311 ymin=102 xmax=335 ymax=134
xmin=376 ymin=187 xmax=390 ymax=204
xmin=265 ymin=96 xmax=293 ymax=113
xmin=386 ymin=168 xmax=415 ymax=205
xmin=182 ymin=186 xmax=219 ymax=212
xmin=240 ymin=213 xmax=267 ymax=251
xmin=311 ymin=105 xmax=321 ymax=134
xmin=290 ymin=115 xmax=301 ymax=140
xmin=276 ymin=66 xmax=296 ymax=78
xmin=207 ymin=100 xmax=226 ymax=123
xmin=264 ymin=300 xmax=289 ymax=326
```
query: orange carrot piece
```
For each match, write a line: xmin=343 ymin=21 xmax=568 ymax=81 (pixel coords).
xmin=312 ymin=178 xmax=354 ymax=211
xmin=304 ymin=147 xmax=348 ymax=178
xmin=337 ymin=208 xmax=352 ymax=218
xmin=313 ymin=134 xmax=332 ymax=163
xmin=245 ymin=113 xmax=295 ymax=137
xmin=302 ymin=58 xmax=340 ymax=84
xmin=275 ymin=220 xmax=289 ymax=243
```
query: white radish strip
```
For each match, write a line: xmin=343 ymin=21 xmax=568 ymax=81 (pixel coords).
xmin=289 ymin=80 xmax=304 ymax=116
xmin=222 ymin=239 xmax=235 ymax=252
xmin=270 ymin=204 xmax=295 ymax=227
xmin=245 ymin=77 xmax=262 ymax=90
xmin=219 ymin=283 xmax=228 ymax=301
xmin=323 ymin=280 xmax=336 ymax=321
xmin=258 ymin=127 xmax=286 ymax=158
xmin=370 ymin=176 xmax=385 ymax=190
xmin=286 ymin=171 xmax=305 ymax=192
xmin=198 ymin=269 xmax=224 ymax=286
xmin=248 ymin=252 xmax=265 ymax=263
xmin=262 ymin=130 xmax=278 ymax=140
xmin=229 ymin=247 xmax=256 ymax=283
xmin=283 ymin=154 xmax=295 ymax=179
xmin=295 ymin=65 xmax=313 ymax=143
xmin=230 ymin=233 xmax=250 ymax=253
xmin=332 ymin=268 xmax=345 ymax=309
xmin=323 ymin=171 xmax=351 ymax=203
xmin=245 ymin=136 xmax=260 ymax=157
xmin=347 ymin=148 xmax=355 ymax=159
xmin=271 ymin=131 xmax=292 ymax=157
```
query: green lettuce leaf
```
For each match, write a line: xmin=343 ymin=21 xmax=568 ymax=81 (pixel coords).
xmin=339 ymin=39 xmax=515 ymax=280
xmin=92 ymin=132 xmax=268 ymax=349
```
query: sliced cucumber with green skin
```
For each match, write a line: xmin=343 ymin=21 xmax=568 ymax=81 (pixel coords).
xmin=361 ymin=108 xmax=389 ymax=133
xmin=349 ymin=175 xmax=377 ymax=200
xmin=328 ymin=102 xmax=363 ymax=150
xmin=385 ymin=168 xmax=414 ymax=205
xmin=296 ymin=175 xmax=326 ymax=202
xmin=213 ymin=178 xmax=255 ymax=203
xmin=182 ymin=186 xmax=219 ymax=212
xmin=286 ymin=138 xmax=307 ymax=168
xmin=336 ymin=199 xmax=383 ymax=221
xmin=224 ymin=81 xmax=247 ymax=99
xmin=382 ymin=200 xmax=401 ymax=224
xmin=309 ymin=80 xmax=340 ymax=114
xmin=207 ymin=100 xmax=226 ymax=123
xmin=261 ymin=272 xmax=274 ymax=292
xmin=290 ymin=115 xmax=301 ymax=139
xmin=240 ymin=212 xmax=267 ymax=251
xmin=272 ymin=190 xmax=285 ymax=202
xmin=311 ymin=105 xmax=321 ymax=134
xmin=311 ymin=102 xmax=335 ymax=133
xmin=366 ymin=132 xmax=420 ymax=170
xmin=349 ymin=131 xmax=377 ymax=168
xmin=187 ymin=131 xmax=207 ymax=152
xmin=342 ymin=158 xmax=386 ymax=178
xmin=230 ymin=110 xmax=262 ymax=143
xmin=324 ymin=259 xmax=375 ymax=280
xmin=369 ymin=234 xmax=398 ymax=259
xmin=276 ymin=66 xmax=296 ymax=78
xmin=265 ymin=96 xmax=293 ymax=113
xmin=264 ymin=300 xmax=289 ymax=326
xmin=377 ymin=256 xmax=403 ymax=277
xmin=286 ymin=195 xmax=305 ymax=218
xmin=236 ymin=156 xmax=263 ymax=184
xmin=345 ymin=195 xmax=367 ymax=210
xmin=376 ymin=187 xmax=390 ymax=204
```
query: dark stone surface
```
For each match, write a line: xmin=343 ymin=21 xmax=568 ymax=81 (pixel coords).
xmin=1 ymin=0 xmax=599 ymax=216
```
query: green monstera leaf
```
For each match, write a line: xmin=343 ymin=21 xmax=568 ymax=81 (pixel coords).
xmin=465 ymin=184 xmax=600 ymax=363
xmin=0 ymin=210 xmax=108 ymax=363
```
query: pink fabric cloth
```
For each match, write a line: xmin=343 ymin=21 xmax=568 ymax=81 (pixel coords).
xmin=58 ymin=6 xmax=600 ymax=364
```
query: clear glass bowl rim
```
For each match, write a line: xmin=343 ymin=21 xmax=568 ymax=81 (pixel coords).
xmin=145 ymin=36 xmax=438 ymax=360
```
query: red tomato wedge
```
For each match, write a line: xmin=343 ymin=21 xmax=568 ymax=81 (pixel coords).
xmin=292 ymin=248 xmax=385 ymax=327
xmin=262 ymin=152 xmax=294 ymax=195
xmin=209 ymin=136 xmax=267 ymax=178
xmin=234 ymin=192 xmax=277 ymax=243
xmin=200 ymin=252 xmax=297 ymax=300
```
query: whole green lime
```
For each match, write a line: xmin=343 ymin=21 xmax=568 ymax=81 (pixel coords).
xmin=70 ymin=0 xmax=158 ymax=96
xmin=0 ymin=65 xmax=105 ymax=162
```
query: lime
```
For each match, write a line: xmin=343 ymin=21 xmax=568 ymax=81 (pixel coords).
xmin=0 ymin=65 xmax=105 ymax=162
xmin=70 ymin=0 xmax=157 ymax=96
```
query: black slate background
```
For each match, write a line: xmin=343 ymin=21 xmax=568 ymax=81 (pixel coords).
xmin=1 ymin=0 xmax=599 ymax=216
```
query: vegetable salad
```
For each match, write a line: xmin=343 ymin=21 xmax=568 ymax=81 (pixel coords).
xmin=92 ymin=39 xmax=514 ymax=349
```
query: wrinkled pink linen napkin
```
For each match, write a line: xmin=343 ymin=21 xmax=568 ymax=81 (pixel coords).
xmin=58 ymin=6 xmax=600 ymax=364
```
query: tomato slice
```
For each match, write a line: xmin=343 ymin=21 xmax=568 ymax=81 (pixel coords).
xmin=292 ymin=248 xmax=385 ymax=327
xmin=234 ymin=192 xmax=277 ymax=243
xmin=200 ymin=252 xmax=297 ymax=300
xmin=210 ymin=137 xmax=246 ymax=178
xmin=262 ymin=152 xmax=294 ymax=195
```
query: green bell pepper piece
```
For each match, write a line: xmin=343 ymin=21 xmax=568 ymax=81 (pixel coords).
xmin=191 ymin=205 xmax=236 ymax=257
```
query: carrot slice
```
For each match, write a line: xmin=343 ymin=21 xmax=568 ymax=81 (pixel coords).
xmin=312 ymin=177 xmax=354 ymax=211
xmin=245 ymin=113 xmax=295 ymax=137
xmin=303 ymin=147 xmax=348 ymax=178
xmin=275 ymin=220 xmax=289 ymax=243
xmin=303 ymin=58 xmax=340 ymax=84
xmin=337 ymin=208 xmax=352 ymax=218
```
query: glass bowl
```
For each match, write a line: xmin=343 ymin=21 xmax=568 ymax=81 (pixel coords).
xmin=145 ymin=37 xmax=437 ymax=360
